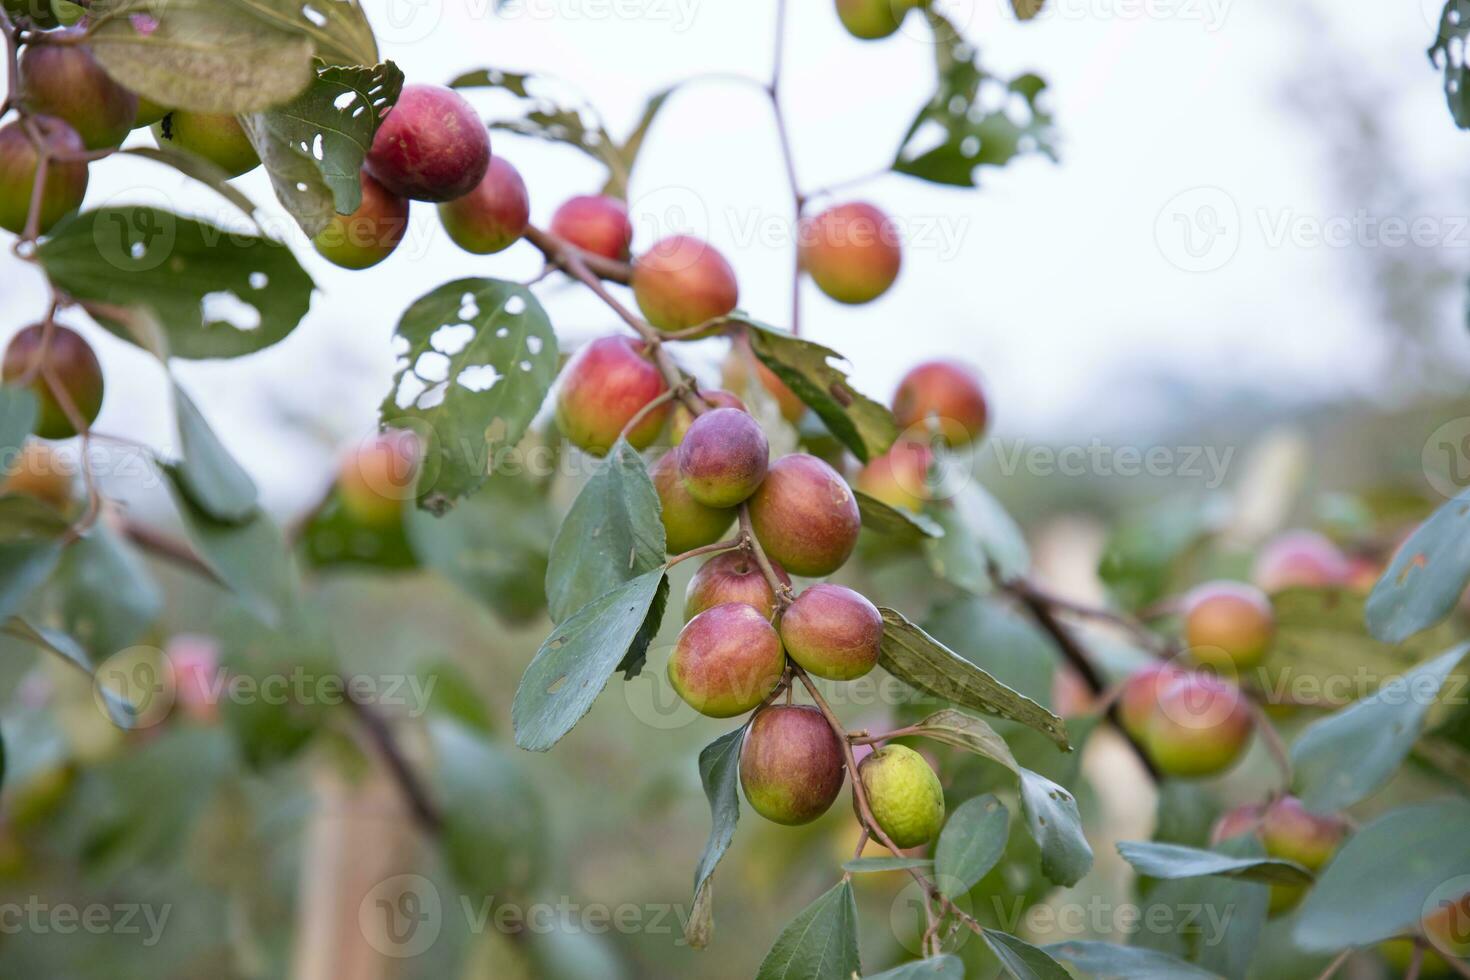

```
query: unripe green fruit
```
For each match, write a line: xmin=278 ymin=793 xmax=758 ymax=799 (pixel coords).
xmin=684 ymin=549 xmax=789 ymax=622
xmin=438 ymin=155 xmax=530 ymax=254
xmin=677 ymin=407 xmax=768 ymax=508
xmin=1379 ymin=939 xmax=1452 ymax=977
xmin=748 ymin=453 xmax=861 ymax=577
xmin=20 ymin=34 xmax=138 ymax=150
xmin=1143 ymin=672 xmax=1253 ymax=779
xmin=892 ymin=360 xmax=988 ymax=447
xmin=364 ymin=84 xmax=490 ymax=202
xmin=780 ymin=584 xmax=882 ymax=681
xmin=740 ymin=705 xmax=846 ymax=825
xmin=632 ymin=235 xmax=739 ymax=336
xmin=0 ymin=116 xmax=88 ymax=234
xmin=800 ymin=202 xmax=901 ymax=304
xmin=651 ymin=450 xmax=735 ymax=554
xmin=667 ymin=602 xmax=785 ymax=718
xmin=133 ymin=96 xmax=169 ymax=129
xmin=855 ymin=440 xmax=933 ymax=514
xmin=337 ymin=429 xmax=421 ymax=526
xmin=1182 ymin=580 xmax=1275 ymax=672
xmin=313 ymin=171 xmax=409 ymax=270
xmin=671 ymin=389 xmax=745 ymax=444
xmin=2 ymin=324 xmax=104 ymax=439
xmin=549 ymin=194 xmax=632 ymax=260
xmin=858 ymin=744 xmax=945 ymax=848
xmin=554 ymin=335 xmax=670 ymax=456
xmin=153 ymin=111 xmax=260 ymax=178
xmin=834 ymin=0 xmax=916 ymax=39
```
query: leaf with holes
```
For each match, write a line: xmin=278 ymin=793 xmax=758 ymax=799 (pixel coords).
xmin=739 ymin=319 xmax=896 ymax=463
xmin=1366 ymin=486 xmax=1470 ymax=642
xmin=935 ymin=794 xmax=1010 ymax=897
xmin=857 ymin=489 xmax=944 ymax=542
xmin=1289 ymin=642 xmax=1470 ymax=813
xmin=546 ymin=439 xmax=664 ymax=627
xmin=755 ymin=880 xmax=861 ymax=980
xmin=169 ymin=380 xmax=258 ymax=523
xmin=893 ymin=10 xmax=1057 ymax=187
xmin=381 ymin=279 xmax=559 ymax=513
xmin=1019 ymin=767 xmax=1092 ymax=886
xmin=512 ymin=570 xmax=668 ymax=752
xmin=878 ymin=606 xmax=1069 ymax=749
xmin=88 ymin=0 xmax=315 ymax=113
xmin=37 ymin=207 xmax=314 ymax=360
xmin=1117 ymin=841 xmax=1313 ymax=886
xmin=686 ymin=724 xmax=746 ymax=949
xmin=1430 ymin=0 xmax=1470 ymax=128
xmin=233 ymin=0 xmax=379 ymax=67
xmin=242 ymin=62 xmax=403 ymax=236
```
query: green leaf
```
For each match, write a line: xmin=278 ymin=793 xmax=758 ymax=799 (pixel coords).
xmin=857 ymin=489 xmax=943 ymax=542
xmin=864 ymin=954 xmax=964 ymax=979
xmin=878 ymin=606 xmax=1069 ymax=749
xmin=741 ymin=319 xmax=897 ymax=463
xmin=380 ymin=278 xmax=559 ymax=512
xmin=1366 ymin=486 xmax=1470 ymax=642
xmin=1044 ymin=941 xmax=1223 ymax=978
xmin=842 ymin=856 xmax=935 ymax=874
xmin=121 ymin=146 xmax=261 ymax=225
xmin=408 ymin=470 xmax=554 ymax=624
xmin=1019 ymin=767 xmax=1092 ymax=887
xmin=1295 ymin=799 xmax=1470 ymax=952
xmin=232 ymin=0 xmax=379 ymax=66
xmin=1289 ymin=642 xmax=1470 ymax=812
xmin=1098 ymin=496 xmax=1221 ymax=610
xmin=1116 ymin=840 xmax=1312 ymax=886
xmin=37 ymin=207 xmax=315 ymax=360
xmin=756 ymin=880 xmax=861 ymax=980
xmin=431 ymin=717 xmax=546 ymax=897
xmin=0 ymin=494 xmax=71 ymax=538
xmin=4 ymin=617 xmax=136 ymax=727
xmin=242 ymin=62 xmax=403 ymax=236
xmin=164 ymin=469 xmax=299 ymax=626
xmin=88 ymin=0 xmax=315 ymax=113
xmin=546 ymin=439 xmax=665 ymax=625
xmin=53 ymin=523 xmax=162 ymax=660
xmin=685 ymin=724 xmax=746 ymax=949
xmin=934 ymin=793 xmax=1009 ymax=897
xmin=923 ymin=482 xmax=1030 ymax=593
xmin=910 ymin=708 xmax=1019 ymax=765
xmin=300 ymin=494 xmax=417 ymax=571
xmin=0 ymin=537 xmax=63 ymax=624
xmin=1136 ymin=835 xmax=1269 ymax=980
xmin=893 ymin=11 xmax=1057 ymax=187
xmin=0 ymin=386 xmax=37 ymax=457
xmin=512 ymin=570 xmax=668 ymax=751
xmin=983 ymin=930 xmax=1071 ymax=980
xmin=170 ymin=380 xmax=258 ymax=523
xmin=1430 ymin=1 xmax=1470 ymax=129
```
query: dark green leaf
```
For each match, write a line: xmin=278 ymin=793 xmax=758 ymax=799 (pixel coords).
xmin=1430 ymin=1 xmax=1470 ymax=128
xmin=1044 ymin=941 xmax=1223 ymax=978
xmin=686 ymin=724 xmax=746 ymax=949
xmin=893 ymin=11 xmax=1057 ymax=187
xmin=1366 ymin=486 xmax=1470 ymax=642
xmin=878 ymin=606 xmax=1069 ymax=749
xmin=380 ymin=278 xmax=559 ymax=512
xmin=300 ymin=494 xmax=418 ymax=571
xmin=170 ymin=380 xmax=258 ymax=523
xmin=923 ymin=482 xmax=1030 ymax=593
xmin=88 ymin=0 xmax=315 ymax=113
xmin=742 ymin=319 xmax=897 ymax=463
xmin=934 ymin=794 xmax=1009 ymax=897
xmin=756 ymin=880 xmax=861 ymax=980
xmin=0 ymin=386 xmax=37 ymax=457
xmin=512 ymin=570 xmax=668 ymax=751
xmin=857 ymin=489 xmax=943 ymax=542
xmin=1295 ymin=799 xmax=1470 ymax=952
xmin=38 ymin=207 xmax=315 ymax=360
xmin=983 ymin=930 xmax=1071 ymax=980
xmin=1291 ymin=642 xmax=1469 ymax=812
xmin=1019 ymin=767 xmax=1092 ymax=886
xmin=242 ymin=62 xmax=403 ymax=236
xmin=842 ymin=856 xmax=935 ymax=873
xmin=864 ymin=954 xmax=964 ymax=979
xmin=1117 ymin=840 xmax=1312 ymax=886
xmin=546 ymin=439 xmax=664 ymax=624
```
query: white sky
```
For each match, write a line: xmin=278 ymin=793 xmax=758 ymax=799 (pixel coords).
xmin=1 ymin=0 xmax=1467 ymax=513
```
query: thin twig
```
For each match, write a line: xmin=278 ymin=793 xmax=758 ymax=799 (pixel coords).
xmin=664 ymin=536 xmax=744 ymax=569
xmin=1312 ymin=949 xmax=1352 ymax=980
xmin=344 ymin=694 xmax=444 ymax=836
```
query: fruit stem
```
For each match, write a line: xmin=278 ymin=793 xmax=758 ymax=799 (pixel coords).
xmin=1249 ymin=700 xmax=1295 ymax=791
xmin=664 ymin=536 xmax=744 ymax=569
xmin=1312 ymin=948 xmax=1352 ymax=980
xmin=738 ymin=504 xmax=794 ymax=607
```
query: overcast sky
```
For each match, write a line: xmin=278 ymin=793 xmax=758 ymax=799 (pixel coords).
xmin=1 ymin=0 xmax=1466 ymax=513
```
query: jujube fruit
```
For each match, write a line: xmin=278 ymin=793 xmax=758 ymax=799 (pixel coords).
xmin=153 ymin=111 xmax=260 ymax=178
xmin=667 ymin=602 xmax=785 ymax=718
xmin=671 ymin=389 xmax=745 ymax=444
xmin=651 ymin=450 xmax=735 ymax=555
xmin=554 ymin=335 xmax=670 ymax=455
xmin=1251 ymin=530 xmax=1351 ymax=593
xmin=438 ymin=155 xmax=530 ymax=254
xmin=800 ymin=202 xmax=901 ymax=304
xmin=549 ymin=193 xmax=631 ymax=260
xmin=363 ymin=84 xmax=489 ymax=202
xmin=684 ymin=550 xmax=790 ymax=621
xmin=1143 ymin=672 xmax=1253 ymax=778
xmin=677 ymin=407 xmax=768 ymax=508
xmin=0 ymin=116 xmax=87 ymax=234
xmin=834 ymin=0 xmax=917 ymax=39
xmin=19 ymin=34 xmax=138 ymax=150
xmin=0 ymin=440 xmax=74 ymax=510
xmin=313 ymin=171 xmax=409 ymax=270
xmin=780 ymin=584 xmax=883 ymax=681
xmin=857 ymin=744 xmax=945 ymax=848
xmin=632 ymin=235 xmax=739 ymax=335
xmin=1258 ymin=795 xmax=1347 ymax=914
xmin=337 ymin=429 xmax=421 ymax=526
xmin=740 ymin=705 xmax=846 ymax=825
xmin=892 ymin=360 xmax=989 ymax=447
xmin=2 ymin=324 xmax=104 ymax=439
xmin=856 ymin=440 xmax=933 ymax=513
xmin=748 ymin=453 xmax=861 ymax=577
xmin=1182 ymin=580 xmax=1275 ymax=672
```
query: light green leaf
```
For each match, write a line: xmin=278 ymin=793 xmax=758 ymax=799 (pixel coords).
xmin=1366 ymin=486 xmax=1470 ymax=642
xmin=864 ymin=955 xmax=964 ymax=979
xmin=756 ymin=880 xmax=861 ymax=980
xmin=857 ymin=489 xmax=943 ymax=542
xmin=923 ymin=481 xmax=1030 ymax=593
xmin=934 ymin=794 xmax=1009 ymax=897
xmin=53 ymin=522 xmax=162 ymax=660
xmin=0 ymin=537 xmax=64 ymax=624
xmin=984 ymin=930 xmax=1071 ymax=980
xmin=0 ymin=386 xmax=37 ymax=457
xmin=1019 ymin=767 xmax=1092 ymax=887
xmin=1044 ymin=941 xmax=1223 ymax=978
xmin=686 ymin=724 xmax=746 ymax=949
xmin=842 ymin=856 xmax=935 ymax=874
xmin=3 ymin=617 xmax=136 ymax=727
xmin=170 ymin=379 xmax=258 ymax=523
xmin=911 ymin=708 xmax=1019 ymax=767
xmin=1117 ymin=840 xmax=1313 ymax=886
